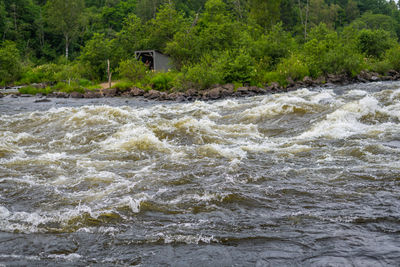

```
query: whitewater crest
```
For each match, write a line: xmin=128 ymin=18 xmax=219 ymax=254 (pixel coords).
xmin=0 ymin=82 xmax=399 ymax=249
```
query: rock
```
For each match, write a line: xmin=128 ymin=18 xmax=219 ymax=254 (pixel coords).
xmin=270 ymin=82 xmax=280 ymax=90
xmin=380 ymin=76 xmax=393 ymax=81
xmin=0 ymin=92 xmax=3 ymax=98
xmin=130 ymin=87 xmax=145 ymax=96
xmin=34 ymin=98 xmax=51 ymax=103
xmin=84 ymin=90 xmax=102 ymax=98
xmin=102 ymin=88 xmax=118 ymax=97
xmin=234 ymin=86 xmax=251 ymax=96
xmin=286 ymin=78 xmax=295 ymax=87
xmin=357 ymin=70 xmax=374 ymax=82
xmin=167 ymin=92 xmax=186 ymax=101
xmin=221 ymin=83 xmax=235 ymax=91
xmin=158 ymin=92 xmax=168 ymax=101
xmin=370 ymin=75 xmax=380 ymax=81
xmin=314 ymin=76 xmax=326 ymax=85
xmin=303 ymin=76 xmax=314 ymax=85
xmin=204 ymin=87 xmax=223 ymax=100
xmin=70 ymin=92 xmax=84 ymax=98
xmin=185 ymin=88 xmax=199 ymax=98
xmin=388 ymin=70 xmax=399 ymax=77
xmin=55 ymin=92 xmax=70 ymax=98
xmin=327 ymin=74 xmax=346 ymax=84
xmin=20 ymin=94 xmax=32 ymax=97
xmin=248 ymin=86 xmax=266 ymax=94
xmin=145 ymin=90 xmax=161 ymax=99
xmin=32 ymin=83 xmax=47 ymax=89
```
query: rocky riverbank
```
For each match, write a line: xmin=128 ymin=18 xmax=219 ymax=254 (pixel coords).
xmin=2 ymin=70 xmax=400 ymax=101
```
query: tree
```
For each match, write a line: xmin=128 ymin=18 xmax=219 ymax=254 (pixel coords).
xmin=79 ymin=33 xmax=121 ymax=81
xmin=145 ymin=3 xmax=188 ymax=52
xmin=308 ymin=0 xmax=340 ymax=29
xmin=0 ymin=0 xmax=6 ymax=39
xmin=0 ymin=41 xmax=22 ymax=85
xmin=249 ymin=0 xmax=282 ymax=29
xmin=45 ymin=0 xmax=85 ymax=60
xmin=136 ymin=0 xmax=165 ymax=21
xmin=357 ymin=29 xmax=395 ymax=58
xmin=117 ymin=14 xmax=146 ymax=57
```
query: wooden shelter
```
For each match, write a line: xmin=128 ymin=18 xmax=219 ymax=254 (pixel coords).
xmin=135 ymin=50 xmax=171 ymax=72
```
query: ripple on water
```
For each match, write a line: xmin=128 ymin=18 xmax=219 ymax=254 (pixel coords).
xmin=0 ymin=82 xmax=400 ymax=265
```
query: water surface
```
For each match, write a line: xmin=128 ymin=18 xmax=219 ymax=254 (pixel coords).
xmin=0 ymin=82 xmax=399 ymax=266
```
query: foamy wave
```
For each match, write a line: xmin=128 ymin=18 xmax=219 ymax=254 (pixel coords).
xmin=101 ymin=124 xmax=170 ymax=152
xmin=298 ymin=95 xmax=384 ymax=139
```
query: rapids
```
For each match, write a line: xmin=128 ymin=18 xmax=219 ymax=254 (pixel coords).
xmin=0 ymin=82 xmax=399 ymax=265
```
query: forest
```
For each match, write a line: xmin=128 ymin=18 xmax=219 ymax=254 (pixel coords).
xmin=2 ymin=0 xmax=400 ymax=94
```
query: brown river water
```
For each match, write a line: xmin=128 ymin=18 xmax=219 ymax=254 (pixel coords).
xmin=0 ymin=82 xmax=399 ymax=266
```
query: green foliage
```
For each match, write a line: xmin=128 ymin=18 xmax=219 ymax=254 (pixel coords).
xmin=357 ymin=29 xmax=395 ymax=58
xmin=144 ymin=3 xmax=189 ymax=52
xmin=219 ymin=49 xmax=256 ymax=84
xmin=301 ymin=24 xmax=365 ymax=77
xmin=151 ymin=72 xmax=176 ymax=91
xmin=52 ymin=82 xmax=84 ymax=93
xmin=250 ymin=23 xmax=296 ymax=68
xmin=384 ymin=45 xmax=400 ymax=70
xmin=276 ymin=54 xmax=309 ymax=82
xmin=45 ymin=0 xmax=86 ymax=59
xmin=19 ymin=85 xmax=53 ymax=95
xmin=263 ymin=71 xmax=286 ymax=86
xmin=118 ymin=59 xmax=151 ymax=82
xmin=18 ymin=62 xmax=83 ymax=84
xmin=0 ymin=41 xmax=22 ymax=85
xmin=3 ymin=0 xmax=400 ymax=90
xmin=351 ymin=12 xmax=399 ymax=37
xmin=182 ymin=54 xmax=224 ymax=90
xmin=112 ymin=80 xmax=134 ymax=91
xmin=79 ymin=33 xmax=121 ymax=81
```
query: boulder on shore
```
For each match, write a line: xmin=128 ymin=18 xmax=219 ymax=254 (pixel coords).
xmin=84 ymin=89 xmax=102 ymax=98
xmin=102 ymin=88 xmax=118 ymax=97
xmin=70 ymin=92 xmax=84 ymax=98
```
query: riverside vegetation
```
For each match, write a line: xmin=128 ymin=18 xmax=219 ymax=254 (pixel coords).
xmin=2 ymin=0 xmax=400 ymax=100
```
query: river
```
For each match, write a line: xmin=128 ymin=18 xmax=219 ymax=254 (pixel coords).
xmin=0 ymin=82 xmax=399 ymax=266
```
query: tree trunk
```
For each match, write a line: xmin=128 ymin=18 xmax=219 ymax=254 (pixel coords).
xmin=107 ymin=59 xmax=112 ymax=89
xmin=65 ymin=35 xmax=69 ymax=60
xmin=304 ymin=0 xmax=309 ymax=40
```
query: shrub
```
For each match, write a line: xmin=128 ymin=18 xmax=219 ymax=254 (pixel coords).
xmin=220 ymin=49 xmax=256 ymax=84
xmin=19 ymin=86 xmax=53 ymax=95
xmin=276 ymin=54 xmax=309 ymax=82
xmin=52 ymin=82 xmax=84 ymax=94
xmin=118 ymin=58 xmax=151 ymax=82
xmin=0 ymin=41 xmax=22 ymax=85
xmin=181 ymin=53 xmax=224 ymax=90
xmin=383 ymin=45 xmax=400 ymax=71
xmin=357 ymin=29 xmax=395 ymax=59
xmin=112 ymin=80 xmax=134 ymax=91
xmin=263 ymin=71 xmax=286 ymax=86
xmin=150 ymin=72 xmax=176 ymax=91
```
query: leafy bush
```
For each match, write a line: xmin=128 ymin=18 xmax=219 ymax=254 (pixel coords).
xmin=276 ymin=54 xmax=309 ymax=82
xmin=19 ymin=86 xmax=53 ymax=95
xmin=263 ymin=71 xmax=286 ymax=86
xmin=0 ymin=41 xmax=22 ymax=85
xmin=118 ymin=59 xmax=151 ymax=82
xmin=112 ymin=80 xmax=134 ymax=91
xmin=357 ymin=29 xmax=395 ymax=59
xmin=52 ymin=82 xmax=84 ymax=94
xmin=383 ymin=45 xmax=400 ymax=71
xmin=150 ymin=72 xmax=176 ymax=91
xmin=182 ymin=54 xmax=224 ymax=90
xmin=220 ymin=49 xmax=256 ymax=84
